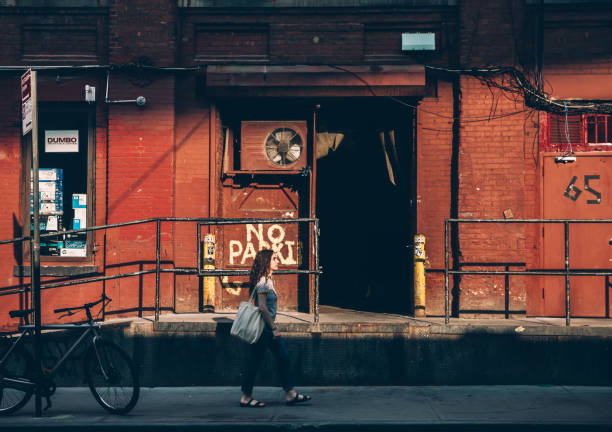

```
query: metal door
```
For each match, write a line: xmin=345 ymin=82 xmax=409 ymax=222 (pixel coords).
xmin=218 ymin=182 xmax=303 ymax=310
xmin=541 ymin=154 xmax=612 ymax=317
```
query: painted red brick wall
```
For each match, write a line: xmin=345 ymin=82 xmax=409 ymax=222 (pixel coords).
xmin=417 ymin=80 xmax=454 ymax=316
xmin=104 ymin=75 xmax=175 ymax=317
xmin=109 ymin=0 xmax=176 ymax=66
xmin=179 ymin=8 xmax=455 ymax=66
xmin=542 ymin=5 xmax=612 ymax=99
xmin=0 ymin=1 xmax=609 ymax=326
xmin=416 ymin=0 xmax=540 ymax=317
xmin=0 ymin=76 xmax=27 ymax=330
xmin=173 ymin=75 xmax=212 ymax=312
xmin=456 ymin=76 xmax=538 ymax=316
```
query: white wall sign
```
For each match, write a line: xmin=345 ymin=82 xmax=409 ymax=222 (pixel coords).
xmin=45 ymin=130 xmax=79 ymax=153
xmin=21 ymin=69 xmax=32 ymax=136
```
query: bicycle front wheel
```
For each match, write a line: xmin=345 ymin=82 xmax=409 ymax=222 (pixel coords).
xmin=0 ymin=344 xmax=34 ymax=415
xmin=84 ymin=340 xmax=139 ymax=414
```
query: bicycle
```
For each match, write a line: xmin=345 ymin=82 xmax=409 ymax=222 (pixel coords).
xmin=0 ymin=294 xmax=140 ymax=415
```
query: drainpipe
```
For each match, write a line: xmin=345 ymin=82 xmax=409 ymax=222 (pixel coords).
xmin=450 ymin=75 xmax=462 ymax=318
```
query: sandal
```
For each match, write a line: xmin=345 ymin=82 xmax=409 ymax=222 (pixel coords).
xmin=286 ymin=393 xmax=311 ymax=405
xmin=240 ymin=398 xmax=266 ymax=408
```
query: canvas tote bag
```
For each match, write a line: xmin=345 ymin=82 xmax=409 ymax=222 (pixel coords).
xmin=230 ymin=287 xmax=264 ymax=344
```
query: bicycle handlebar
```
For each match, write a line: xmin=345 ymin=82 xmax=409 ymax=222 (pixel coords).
xmin=53 ymin=294 xmax=112 ymax=315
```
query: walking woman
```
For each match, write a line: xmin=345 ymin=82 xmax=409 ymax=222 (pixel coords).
xmin=239 ymin=249 xmax=312 ymax=408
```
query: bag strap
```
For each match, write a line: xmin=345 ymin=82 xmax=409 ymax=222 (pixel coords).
xmin=248 ymin=287 xmax=257 ymax=303
xmin=249 ymin=276 xmax=270 ymax=303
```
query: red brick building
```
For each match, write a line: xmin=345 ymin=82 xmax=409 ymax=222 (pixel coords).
xmin=0 ymin=0 xmax=611 ymax=329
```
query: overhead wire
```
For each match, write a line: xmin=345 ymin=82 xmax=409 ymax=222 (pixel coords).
xmin=328 ymin=64 xmax=533 ymax=123
xmin=4 ymin=61 xmax=611 ymax=116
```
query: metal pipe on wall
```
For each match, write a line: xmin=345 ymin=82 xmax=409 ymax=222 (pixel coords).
xmin=444 ymin=220 xmax=449 ymax=325
xmin=314 ymin=219 xmax=320 ymax=325
xmin=155 ymin=219 xmax=161 ymax=322
xmin=565 ymin=221 xmax=570 ymax=326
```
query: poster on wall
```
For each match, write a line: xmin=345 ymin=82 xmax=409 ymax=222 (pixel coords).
xmin=21 ymin=69 xmax=32 ymax=136
xmin=45 ymin=130 xmax=79 ymax=153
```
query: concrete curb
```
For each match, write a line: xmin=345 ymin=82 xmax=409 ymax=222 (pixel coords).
xmin=4 ymin=423 xmax=612 ymax=432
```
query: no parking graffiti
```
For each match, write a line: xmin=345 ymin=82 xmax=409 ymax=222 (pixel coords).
xmin=228 ymin=223 xmax=297 ymax=266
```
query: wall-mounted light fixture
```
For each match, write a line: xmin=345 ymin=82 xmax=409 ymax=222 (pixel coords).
xmin=85 ymin=85 xmax=96 ymax=103
xmin=401 ymin=33 xmax=436 ymax=51
xmin=105 ymin=70 xmax=147 ymax=107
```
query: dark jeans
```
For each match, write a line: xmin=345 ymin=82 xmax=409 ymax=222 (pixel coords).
xmin=241 ymin=331 xmax=293 ymax=395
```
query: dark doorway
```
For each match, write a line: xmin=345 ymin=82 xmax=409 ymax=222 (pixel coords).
xmin=316 ymin=99 xmax=417 ymax=314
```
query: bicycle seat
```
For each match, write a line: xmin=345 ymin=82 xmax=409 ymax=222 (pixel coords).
xmin=9 ymin=308 xmax=34 ymax=318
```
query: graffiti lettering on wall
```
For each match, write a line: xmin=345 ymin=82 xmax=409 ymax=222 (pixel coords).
xmin=221 ymin=277 xmax=248 ymax=296
xmin=564 ymin=175 xmax=601 ymax=203
xmin=229 ymin=224 xmax=297 ymax=265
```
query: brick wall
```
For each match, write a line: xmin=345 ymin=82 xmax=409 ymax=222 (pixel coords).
xmin=180 ymin=8 xmax=454 ymax=66
xmin=0 ymin=1 xmax=609 ymax=325
xmin=104 ymin=74 xmax=175 ymax=316
xmin=455 ymin=76 xmax=537 ymax=316
xmin=415 ymin=0 xmax=540 ymax=317
xmin=417 ymin=80 xmax=454 ymax=316
xmin=450 ymin=0 xmax=537 ymax=317
xmin=0 ymin=76 xmax=27 ymax=330
xmin=109 ymin=0 xmax=176 ymax=66
xmin=173 ymin=75 xmax=212 ymax=312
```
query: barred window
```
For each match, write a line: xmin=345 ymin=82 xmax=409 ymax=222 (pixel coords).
xmin=585 ymin=115 xmax=611 ymax=145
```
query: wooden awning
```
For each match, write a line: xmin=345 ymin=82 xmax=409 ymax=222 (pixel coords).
xmin=205 ymin=64 xmax=426 ymax=97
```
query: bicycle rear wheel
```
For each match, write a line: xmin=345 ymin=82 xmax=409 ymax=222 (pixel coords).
xmin=84 ymin=340 xmax=139 ymax=414
xmin=0 ymin=344 xmax=34 ymax=415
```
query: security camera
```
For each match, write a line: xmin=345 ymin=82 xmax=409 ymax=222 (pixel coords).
xmin=136 ymin=96 xmax=147 ymax=107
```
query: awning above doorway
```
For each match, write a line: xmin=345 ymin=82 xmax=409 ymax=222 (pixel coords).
xmin=205 ymin=64 xmax=426 ymax=97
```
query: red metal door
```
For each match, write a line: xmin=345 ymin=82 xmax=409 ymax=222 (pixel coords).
xmin=218 ymin=181 xmax=302 ymax=311
xmin=541 ymin=154 xmax=612 ymax=317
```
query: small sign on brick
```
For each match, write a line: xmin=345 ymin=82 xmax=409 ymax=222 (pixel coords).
xmin=21 ymin=69 xmax=32 ymax=136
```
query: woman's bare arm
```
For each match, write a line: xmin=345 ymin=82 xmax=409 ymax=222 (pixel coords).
xmin=257 ymin=292 xmax=276 ymax=329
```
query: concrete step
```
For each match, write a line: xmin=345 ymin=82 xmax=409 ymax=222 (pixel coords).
xmin=110 ymin=311 xmax=612 ymax=387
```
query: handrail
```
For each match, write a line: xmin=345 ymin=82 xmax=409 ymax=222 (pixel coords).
xmin=444 ymin=218 xmax=612 ymax=326
xmin=1 ymin=217 xmax=321 ymax=323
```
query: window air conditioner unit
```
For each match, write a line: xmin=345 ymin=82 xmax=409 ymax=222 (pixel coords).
xmin=240 ymin=121 xmax=307 ymax=171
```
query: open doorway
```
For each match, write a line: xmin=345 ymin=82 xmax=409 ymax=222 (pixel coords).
xmin=316 ymin=99 xmax=417 ymax=314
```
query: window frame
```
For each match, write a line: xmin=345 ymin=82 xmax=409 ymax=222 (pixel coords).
xmin=545 ymin=112 xmax=612 ymax=151
xmin=22 ymin=102 xmax=96 ymax=263
xmin=584 ymin=114 xmax=612 ymax=146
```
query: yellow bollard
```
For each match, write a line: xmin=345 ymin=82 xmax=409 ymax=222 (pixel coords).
xmin=203 ymin=234 xmax=216 ymax=313
xmin=413 ymin=234 xmax=427 ymax=317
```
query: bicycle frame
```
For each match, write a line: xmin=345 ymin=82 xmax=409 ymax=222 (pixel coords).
xmin=1 ymin=322 xmax=101 ymax=385
xmin=2 ymin=294 xmax=139 ymax=416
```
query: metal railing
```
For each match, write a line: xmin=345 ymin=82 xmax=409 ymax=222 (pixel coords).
xmin=1 ymin=217 xmax=321 ymax=323
xmin=444 ymin=218 xmax=612 ymax=325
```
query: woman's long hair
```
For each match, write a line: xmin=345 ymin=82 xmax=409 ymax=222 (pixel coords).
xmin=249 ymin=249 xmax=274 ymax=293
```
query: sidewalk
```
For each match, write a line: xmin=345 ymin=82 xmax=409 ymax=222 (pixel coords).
xmin=2 ymin=386 xmax=612 ymax=431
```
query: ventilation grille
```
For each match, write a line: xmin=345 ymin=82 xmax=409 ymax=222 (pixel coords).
xmin=549 ymin=114 xmax=582 ymax=146
xmin=240 ymin=121 xmax=307 ymax=171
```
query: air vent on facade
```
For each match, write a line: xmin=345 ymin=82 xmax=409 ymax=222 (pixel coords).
xmin=549 ymin=113 xmax=581 ymax=146
xmin=240 ymin=121 xmax=307 ymax=171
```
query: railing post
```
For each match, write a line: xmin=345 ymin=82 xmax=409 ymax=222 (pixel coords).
xmin=505 ymin=265 xmax=510 ymax=319
xmin=565 ymin=221 xmax=570 ymax=326
xmin=444 ymin=219 xmax=449 ymax=325
xmin=155 ymin=219 xmax=161 ymax=322
xmin=313 ymin=219 xmax=320 ymax=325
